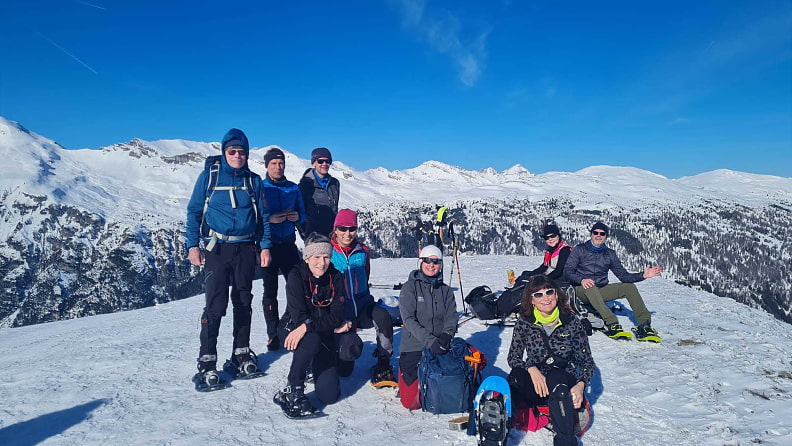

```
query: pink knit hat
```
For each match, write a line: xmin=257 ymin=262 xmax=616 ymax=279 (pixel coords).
xmin=334 ymin=209 xmax=358 ymax=228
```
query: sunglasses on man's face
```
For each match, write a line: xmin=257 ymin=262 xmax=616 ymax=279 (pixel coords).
xmin=591 ymin=231 xmax=607 ymax=236
xmin=226 ymin=149 xmax=247 ymax=156
xmin=544 ymin=234 xmax=558 ymax=240
xmin=421 ymin=257 xmax=442 ymax=265
xmin=315 ymin=158 xmax=332 ymax=165
xmin=336 ymin=226 xmax=357 ymax=233
xmin=531 ymin=288 xmax=557 ymax=299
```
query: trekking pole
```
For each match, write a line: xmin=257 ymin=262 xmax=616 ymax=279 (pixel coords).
xmin=453 ymin=238 xmax=468 ymax=315
xmin=464 ymin=350 xmax=482 ymax=436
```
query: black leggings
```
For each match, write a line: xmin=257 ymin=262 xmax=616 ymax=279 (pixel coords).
xmin=288 ymin=331 xmax=340 ymax=405
xmin=508 ymin=367 xmax=578 ymax=446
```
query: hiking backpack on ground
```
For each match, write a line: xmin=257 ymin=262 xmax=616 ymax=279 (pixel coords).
xmin=418 ymin=337 xmax=484 ymax=414
xmin=465 ymin=285 xmax=524 ymax=322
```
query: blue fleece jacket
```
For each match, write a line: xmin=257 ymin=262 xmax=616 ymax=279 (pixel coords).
xmin=261 ymin=175 xmax=306 ymax=244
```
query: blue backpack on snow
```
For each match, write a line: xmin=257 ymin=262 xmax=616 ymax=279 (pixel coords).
xmin=418 ymin=337 xmax=483 ymax=414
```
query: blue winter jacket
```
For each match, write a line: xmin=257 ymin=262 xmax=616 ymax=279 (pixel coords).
xmin=331 ymin=239 xmax=374 ymax=321
xmin=261 ymin=176 xmax=306 ymax=245
xmin=185 ymin=129 xmax=271 ymax=250
xmin=564 ymin=241 xmax=644 ymax=287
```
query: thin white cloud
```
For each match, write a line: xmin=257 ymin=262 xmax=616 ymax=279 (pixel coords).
xmin=72 ymin=0 xmax=107 ymax=10
xmin=391 ymin=0 xmax=489 ymax=86
xmin=36 ymin=30 xmax=98 ymax=74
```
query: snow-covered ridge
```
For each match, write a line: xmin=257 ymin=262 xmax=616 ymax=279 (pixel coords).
xmin=2 ymin=116 xmax=790 ymax=223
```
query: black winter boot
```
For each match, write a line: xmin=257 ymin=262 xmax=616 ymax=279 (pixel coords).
xmin=371 ymin=357 xmax=396 ymax=387
xmin=232 ymin=347 xmax=259 ymax=376
xmin=274 ymin=384 xmax=318 ymax=418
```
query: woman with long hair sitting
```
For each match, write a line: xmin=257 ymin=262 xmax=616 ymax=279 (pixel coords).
xmin=506 ymin=276 xmax=595 ymax=445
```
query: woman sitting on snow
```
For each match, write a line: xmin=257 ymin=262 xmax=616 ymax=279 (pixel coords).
xmin=507 ymin=275 xmax=595 ymax=446
xmin=330 ymin=208 xmax=397 ymax=385
xmin=511 ymin=223 xmax=573 ymax=288
xmin=397 ymin=245 xmax=458 ymax=409
xmin=273 ymin=233 xmax=350 ymax=418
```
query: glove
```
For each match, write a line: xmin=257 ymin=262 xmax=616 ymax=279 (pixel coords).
xmin=430 ymin=333 xmax=453 ymax=356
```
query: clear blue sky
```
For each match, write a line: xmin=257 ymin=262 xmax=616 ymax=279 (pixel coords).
xmin=2 ymin=1 xmax=791 ymax=178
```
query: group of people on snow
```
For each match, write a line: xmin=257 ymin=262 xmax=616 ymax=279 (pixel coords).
xmin=185 ymin=128 xmax=396 ymax=415
xmin=185 ymin=128 xmax=664 ymax=442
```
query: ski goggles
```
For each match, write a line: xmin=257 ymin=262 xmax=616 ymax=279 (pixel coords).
xmin=421 ymin=257 xmax=442 ymax=265
xmin=531 ymin=289 xmax=556 ymax=299
xmin=336 ymin=226 xmax=357 ymax=232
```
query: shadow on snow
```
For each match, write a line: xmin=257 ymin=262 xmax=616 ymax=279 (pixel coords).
xmin=0 ymin=399 xmax=108 ymax=446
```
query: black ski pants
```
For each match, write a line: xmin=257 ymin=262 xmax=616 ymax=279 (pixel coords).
xmin=354 ymin=300 xmax=395 ymax=358
xmin=508 ymin=367 xmax=578 ymax=446
xmin=199 ymin=242 xmax=258 ymax=358
xmin=261 ymin=242 xmax=300 ymax=338
xmin=287 ymin=331 xmax=340 ymax=405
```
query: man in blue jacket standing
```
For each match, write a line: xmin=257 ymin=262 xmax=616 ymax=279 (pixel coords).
xmin=260 ymin=147 xmax=306 ymax=351
xmin=564 ymin=222 xmax=662 ymax=342
xmin=186 ymin=128 xmax=272 ymax=389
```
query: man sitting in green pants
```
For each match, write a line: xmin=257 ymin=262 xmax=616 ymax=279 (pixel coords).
xmin=564 ymin=222 xmax=663 ymax=342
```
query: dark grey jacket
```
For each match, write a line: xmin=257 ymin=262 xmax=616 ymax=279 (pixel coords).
xmin=398 ymin=270 xmax=457 ymax=353
xmin=564 ymin=241 xmax=644 ymax=287
xmin=298 ymin=168 xmax=340 ymax=238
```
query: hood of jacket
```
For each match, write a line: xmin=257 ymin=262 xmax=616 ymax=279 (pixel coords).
xmin=220 ymin=128 xmax=251 ymax=172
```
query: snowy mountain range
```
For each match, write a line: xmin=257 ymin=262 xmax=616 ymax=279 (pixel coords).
xmin=1 ymin=256 xmax=790 ymax=445
xmin=1 ymin=116 xmax=791 ymax=327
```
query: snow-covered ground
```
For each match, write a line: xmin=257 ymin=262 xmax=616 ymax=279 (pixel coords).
xmin=1 ymin=255 xmax=790 ymax=446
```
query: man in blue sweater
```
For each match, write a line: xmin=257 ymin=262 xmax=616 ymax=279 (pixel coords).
xmin=186 ymin=128 xmax=272 ymax=388
xmin=259 ymin=148 xmax=306 ymax=351
xmin=564 ymin=222 xmax=662 ymax=342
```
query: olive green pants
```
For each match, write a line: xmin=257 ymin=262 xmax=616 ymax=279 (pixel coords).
xmin=575 ymin=283 xmax=651 ymax=326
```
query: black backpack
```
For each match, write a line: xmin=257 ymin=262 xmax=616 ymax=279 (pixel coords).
xmin=465 ymin=285 xmax=524 ymax=321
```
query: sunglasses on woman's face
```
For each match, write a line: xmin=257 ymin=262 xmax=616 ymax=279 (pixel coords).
xmin=543 ymin=234 xmax=558 ymax=240
xmin=336 ymin=226 xmax=357 ymax=232
xmin=531 ymin=288 xmax=557 ymax=299
xmin=421 ymin=257 xmax=442 ymax=265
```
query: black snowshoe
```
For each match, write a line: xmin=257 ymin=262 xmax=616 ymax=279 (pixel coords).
xmin=193 ymin=358 xmax=230 ymax=392
xmin=273 ymin=385 xmax=324 ymax=419
xmin=371 ymin=362 xmax=397 ymax=388
xmin=223 ymin=347 xmax=265 ymax=380
xmin=476 ymin=390 xmax=510 ymax=446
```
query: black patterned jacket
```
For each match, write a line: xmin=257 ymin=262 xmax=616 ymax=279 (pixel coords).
xmin=507 ymin=311 xmax=595 ymax=385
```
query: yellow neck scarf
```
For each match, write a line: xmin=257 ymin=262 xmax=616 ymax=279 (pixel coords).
xmin=534 ymin=306 xmax=560 ymax=326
